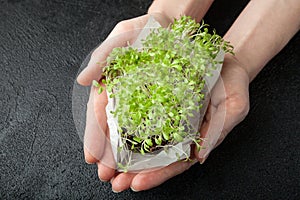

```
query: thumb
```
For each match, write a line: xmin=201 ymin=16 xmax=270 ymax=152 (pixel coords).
xmin=196 ymin=94 xmax=249 ymax=163
xmin=77 ymin=15 xmax=150 ymax=86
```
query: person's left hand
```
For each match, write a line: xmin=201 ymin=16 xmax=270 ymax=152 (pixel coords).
xmin=111 ymin=55 xmax=250 ymax=193
xmin=78 ymin=53 xmax=250 ymax=193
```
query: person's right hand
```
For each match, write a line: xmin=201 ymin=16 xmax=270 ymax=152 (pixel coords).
xmin=77 ymin=14 xmax=151 ymax=86
xmin=76 ymin=13 xmax=173 ymax=181
xmin=77 ymin=13 xmax=152 ymax=174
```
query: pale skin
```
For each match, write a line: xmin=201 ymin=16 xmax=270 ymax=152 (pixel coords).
xmin=77 ymin=0 xmax=300 ymax=193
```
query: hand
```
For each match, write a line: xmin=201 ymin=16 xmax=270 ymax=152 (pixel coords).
xmin=76 ymin=14 xmax=153 ymax=179
xmin=196 ymin=54 xmax=250 ymax=163
xmin=109 ymin=55 xmax=250 ymax=192
xmin=77 ymin=14 xmax=151 ymax=86
xmin=77 ymin=15 xmax=250 ymax=192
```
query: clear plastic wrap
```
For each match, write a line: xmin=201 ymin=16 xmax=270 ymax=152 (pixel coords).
xmin=106 ymin=16 xmax=225 ymax=172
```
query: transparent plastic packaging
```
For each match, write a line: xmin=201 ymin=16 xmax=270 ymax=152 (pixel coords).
xmin=106 ymin=16 xmax=225 ymax=172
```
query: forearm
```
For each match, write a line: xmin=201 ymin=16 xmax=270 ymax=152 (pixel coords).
xmin=224 ymin=0 xmax=300 ymax=82
xmin=148 ymin=0 xmax=214 ymax=22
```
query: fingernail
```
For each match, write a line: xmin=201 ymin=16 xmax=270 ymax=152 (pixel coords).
xmin=198 ymin=148 xmax=212 ymax=164
xmin=200 ymin=157 xmax=207 ymax=164
xmin=198 ymin=147 xmax=207 ymax=159
xmin=99 ymin=178 xmax=109 ymax=182
xmin=110 ymin=177 xmax=115 ymax=184
xmin=98 ymin=171 xmax=109 ymax=182
xmin=203 ymin=148 xmax=212 ymax=159
xmin=130 ymin=187 xmax=140 ymax=192
xmin=112 ymin=189 xmax=121 ymax=193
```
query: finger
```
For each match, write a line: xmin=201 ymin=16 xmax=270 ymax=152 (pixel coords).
xmin=96 ymin=142 xmax=116 ymax=182
xmin=196 ymin=101 xmax=224 ymax=163
xmin=84 ymin=146 xmax=98 ymax=164
xmin=96 ymin=119 xmax=117 ymax=182
xmin=106 ymin=15 xmax=150 ymax=40
xmin=97 ymin=161 xmax=116 ymax=182
xmin=196 ymin=73 xmax=228 ymax=162
xmin=77 ymin=15 xmax=149 ymax=86
xmin=93 ymin=83 xmax=108 ymax=129
xmin=98 ymin=134 xmax=116 ymax=167
xmin=96 ymin=129 xmax=116 ymax=170
xmin=130 ymin=161 xmax=194 ymax=192
xmin=209 ymin=57 xmax=250 ymax=147
xmin=214 ymin=93 xmax=249 ymax=147
xmin=196 ymin=92 xmax=249 ymax=163
xmin=83 ymin=86 xmax=108 ymax=163
xmin=111 ymin=172 xmax=137 ymax=193
xmin=200 ymin=101 xmax=215 ymax=136
xmin=93 ymin=84 xmax=117 ymax=180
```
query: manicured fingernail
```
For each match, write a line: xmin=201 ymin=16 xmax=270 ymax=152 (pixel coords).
xmin=130 ymin=187 xmax=140 ymax=192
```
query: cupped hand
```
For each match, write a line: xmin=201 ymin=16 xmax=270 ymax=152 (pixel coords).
xmin=110 ymin=55 xmax=250 ymax=193
xmin=77 ymin=14 xmax=154 ymax=180
xmin=77 ymin=15 xmax=250 ymax=192
xmin=196 ymin=54 xmax=250 ymax=163
xmin=77 ymin=14 xmax=150 ymax=86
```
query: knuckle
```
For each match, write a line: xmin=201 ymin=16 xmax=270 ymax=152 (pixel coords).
xmin=115 ymin=20 xmax=132 ymax=32
xmin=226 ymin=94 xmax=249 ymax=119
xmin=84 ymin=148 xmax=98 ymax=164
xmin=84 ymin=154 xmax=95 ymax=164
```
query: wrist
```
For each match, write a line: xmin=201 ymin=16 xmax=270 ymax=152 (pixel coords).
xmin=148 ymin=0 xmax=214 ymax=22
xmin=224 ymin=54 xmax=251 ymax=85
xmin=223 ymin=0 xmax=300 ymax=82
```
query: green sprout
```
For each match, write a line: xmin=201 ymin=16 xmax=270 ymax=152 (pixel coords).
xmin=93 ymin=16 xmax=233 ymax=161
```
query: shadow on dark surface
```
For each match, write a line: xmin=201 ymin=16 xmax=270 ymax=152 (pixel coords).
xmin=0 ymin=0 xmax=299 ymax=199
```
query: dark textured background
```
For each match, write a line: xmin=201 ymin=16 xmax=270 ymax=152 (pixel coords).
xmin=1 ymin=0 xmax=299 ymax=199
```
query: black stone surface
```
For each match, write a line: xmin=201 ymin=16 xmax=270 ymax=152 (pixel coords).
xmin=1 ymin=0 xmax=299 ymax=199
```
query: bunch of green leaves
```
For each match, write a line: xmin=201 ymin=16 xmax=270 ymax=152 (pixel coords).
xmin=94 ymin=16 xmax=233 ymax=156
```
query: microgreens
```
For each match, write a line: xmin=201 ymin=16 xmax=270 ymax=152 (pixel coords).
xmin=94 ymin=16 xmax=233 ymax=161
